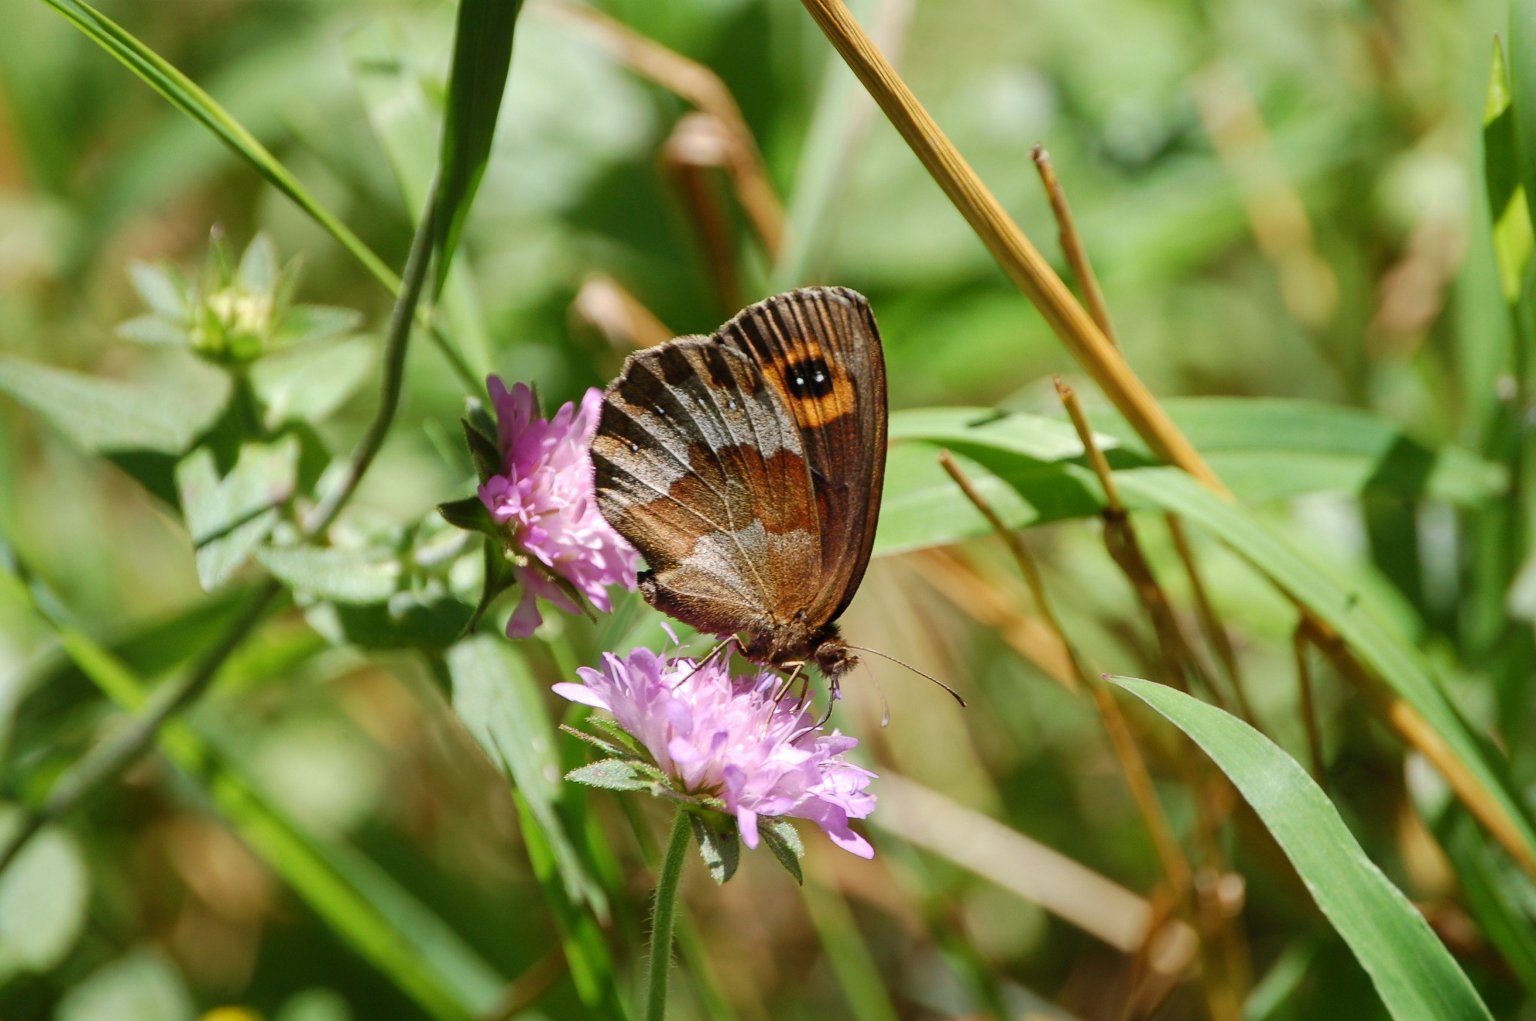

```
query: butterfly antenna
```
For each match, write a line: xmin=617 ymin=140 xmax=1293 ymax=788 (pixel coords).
xmin=847 ymin=645 xmax=967 ymax=708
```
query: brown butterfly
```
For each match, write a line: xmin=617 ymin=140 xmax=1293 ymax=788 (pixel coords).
xmin=590 ymin=286 xmax=887 ymax=689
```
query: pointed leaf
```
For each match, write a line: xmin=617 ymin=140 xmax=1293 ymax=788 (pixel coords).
xmin=433 ymin=0 xmax=526 ymax=293
xmin=447 ymin=637 xmax=606 ymax=913
xmin=565 ymin=758 xmax=655 ymax=792
xmin=689 ymin=812 xmax=740 ymax=885
xmin=760 ymin=818 xmax=805 ymax=885
xmin=177 ymin=437 xmax=299 ymax=590
xmin=249 ymin=337 xmax=374 ymax=429
xmin=256 ymin=544 xmax=402 ymax=604
xmin=1112 ymin=677 xmax=1493 ymax=1021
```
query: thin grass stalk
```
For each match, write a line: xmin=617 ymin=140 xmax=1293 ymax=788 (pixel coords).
xmin=1028 ymin=146 xmax=1254 ymax=721
xmin=1166 ymin=515 xmax=1255 ymax=723
xmin=1293 ymin=627 xmax=1329 ymax=790
xmin=937 ymin=451 xmax=1192 ymax=909
xmin=1055 ymin=378 xmax=1228 ymax=705
xmin=1030 ymin=144 xmax=1120 ymax=348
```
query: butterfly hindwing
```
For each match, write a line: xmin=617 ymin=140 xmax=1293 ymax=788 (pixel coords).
xmin=591 ymin=337 xmax=826 ymax=640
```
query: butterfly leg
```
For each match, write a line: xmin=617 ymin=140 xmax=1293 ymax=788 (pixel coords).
xmin=770 ymin=661 xmax=807 ymax=706
xmin=671 ymin=637 xmax=737 ymax=690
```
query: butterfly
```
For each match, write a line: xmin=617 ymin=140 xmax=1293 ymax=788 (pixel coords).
xmin=590 ymin=286 xmax=887 ymax=689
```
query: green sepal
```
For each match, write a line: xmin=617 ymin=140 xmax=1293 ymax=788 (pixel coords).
xmin=689 ymin=812 xmax=740 ymax=885
xmin=438 ymin=495 xmax=495 ymax=534
xmin=461 ymin=416 xmax=502 ymax=482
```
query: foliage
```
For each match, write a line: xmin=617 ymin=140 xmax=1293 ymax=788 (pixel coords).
xmin=1 ymin=0 xmax=1533 ymax=1018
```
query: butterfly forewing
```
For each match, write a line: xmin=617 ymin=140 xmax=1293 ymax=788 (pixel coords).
xmin=712 ymin=287 xmax=887 ymax=623
xmin=591 ymin=337 xmax=826 ymax=639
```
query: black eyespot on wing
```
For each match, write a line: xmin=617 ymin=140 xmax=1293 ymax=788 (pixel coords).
xmin=784 ymin=357 xmax=834 ymax=399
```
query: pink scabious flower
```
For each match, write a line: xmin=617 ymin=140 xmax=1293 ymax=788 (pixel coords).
xmin=478 ymin=376 xmax=639 ymax=638
xmin=554 ymin=647 xmax=877 ymax=859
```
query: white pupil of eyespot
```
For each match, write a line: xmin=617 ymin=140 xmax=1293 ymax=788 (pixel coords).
xmin=814 ymin=371 xmax=825 ymax=383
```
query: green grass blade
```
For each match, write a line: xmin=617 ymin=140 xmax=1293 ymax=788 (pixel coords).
xmin=880 ymin=400 xmax=1504 ymax=554
xmin=3 ymin=552 xmax=505 ymax=1021
xmin=433 ymin=0 xmax=525 ymax=294
xmin=1111 ymin=676 xmax=1494 ymax=1021
xmin=40 ymin=0 xmax=478 ymax=389
xmin=1114 ymin=468 xmax=1536 ymax=867
xmin=40 ymin=0 xmax=396 ymax=291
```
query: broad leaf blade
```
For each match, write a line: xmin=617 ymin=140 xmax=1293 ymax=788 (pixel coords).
xmin=0 ymin=355 xmax=227 ymax=455
xmin=1112 ymin=676 xmax=1493 ymax=1021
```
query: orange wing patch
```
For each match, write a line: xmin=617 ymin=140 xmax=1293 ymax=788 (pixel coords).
xmin=758 ymin=342 xmax=858 ymax=429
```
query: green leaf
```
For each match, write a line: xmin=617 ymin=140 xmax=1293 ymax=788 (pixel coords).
xmin=689 ymin=812 xmax=741 ymax=885
xmin=438 ymin=495 xmax=494 ymax=534
xmin=446 ymin=637 xmax=606 ymax=913
xmin=433 ymin=0 xmax=526 ymax=293
xmin=6 ymin=549 xmax=502 ymax=1021
xmin=1509 ymin=0 xmax=1536 ymax=246
xmin=1114 ymin=468 xmax=1536 ymax=869
xmin=760 ymin=818 xmax=805 ymax=885
xmin=0 ymin=810 xmax=89 ymax=980
xmin=56 ymin=948 xmax=195 ymax=1021
xmin=0 ymin=354 xmax=228 ymax=455
xmin=126 ymin=259 xmax=189 ymax=320
xmin=176 ymin=437 xmax=299 ymax=590
xmin=1484 ymin=36 xmax=1532 ymax=302
xmin=565 ymin=758 xmax=655 ymax=792
xmin=303 ymin=592 xmax=474 ymax=651
xmin=1111 ymin=677 xmax=1494 ymax=1021
xmin=249 ymin=337 xmax=374 ymax=429
xmin=879 ymin=399 xmax=1506 ymax=554
xmin=256 ymin=544 xmax=402 ymax=604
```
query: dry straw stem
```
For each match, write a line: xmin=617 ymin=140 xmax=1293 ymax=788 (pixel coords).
xmin=1032 ymin=146 xmax=1253 ymax=720
xmin=1055 ymin=378 xmax=1231 ymax=705
xmin=798 ymin=0 xmax=1536 ymax=877
xmin=1031 ymin=144 xmax=1120 ymax=348
xmin=545 ymin=0 xmax=783 ymax=258
xmin=797 ymin=0 xmax=1222 ymax=492
xmin=915 ymin=548 xmax=1077 ymax=691
xmin=937 ymin=451 xmax=1193 ymax=911
xmin=662 ymin=113 xmax=746 ymax=310
xmin=1292 ymin=627 xmax=1328 ymax=789
xmin=1166 ymin=515 xmax=1254 ymax=722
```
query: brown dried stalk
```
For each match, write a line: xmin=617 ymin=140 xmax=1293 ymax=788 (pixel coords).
xmin=1031 ymin=144 xmax=1119 ymax=348
xmin=662 ymin=113 xmax=744 ymax=310
xmin=546 ymin=0 xmax=783 ymax=259
xmin=937 ymin=452 xmax=1192 ymax=910
xmin=572 ymin=273 xmax=674 ymax=351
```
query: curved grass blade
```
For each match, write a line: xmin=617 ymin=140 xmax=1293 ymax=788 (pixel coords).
xmin=434 ymin=0 xmax=525 ymax=294
xmin=1115 ymin=467 xmax=1536 ymax=871
xmin=1 ymin=544 xmax=503 ymax=1021
xmin=1111 ymin=676 xmax=1493 ymax=1021
xmin=41 ymin=0 xmax=394 ymax=289
xmin=41 ymin=0 xmax=477 ymax=389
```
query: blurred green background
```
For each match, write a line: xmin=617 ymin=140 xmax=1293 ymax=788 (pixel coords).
xmin=2 ymin=0 xmax=1531 ymax=1018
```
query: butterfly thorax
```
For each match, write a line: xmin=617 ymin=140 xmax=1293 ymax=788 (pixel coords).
xmin=740 ymin=618 xmax=858 ymax=685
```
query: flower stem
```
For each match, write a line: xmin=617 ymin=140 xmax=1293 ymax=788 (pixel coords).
xmin=645 ymin=809 xmax=692 ymax=1021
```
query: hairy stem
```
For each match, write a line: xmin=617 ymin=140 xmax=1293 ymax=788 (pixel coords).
xmin=645 ymin=809 xmax=692 ymax=1021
